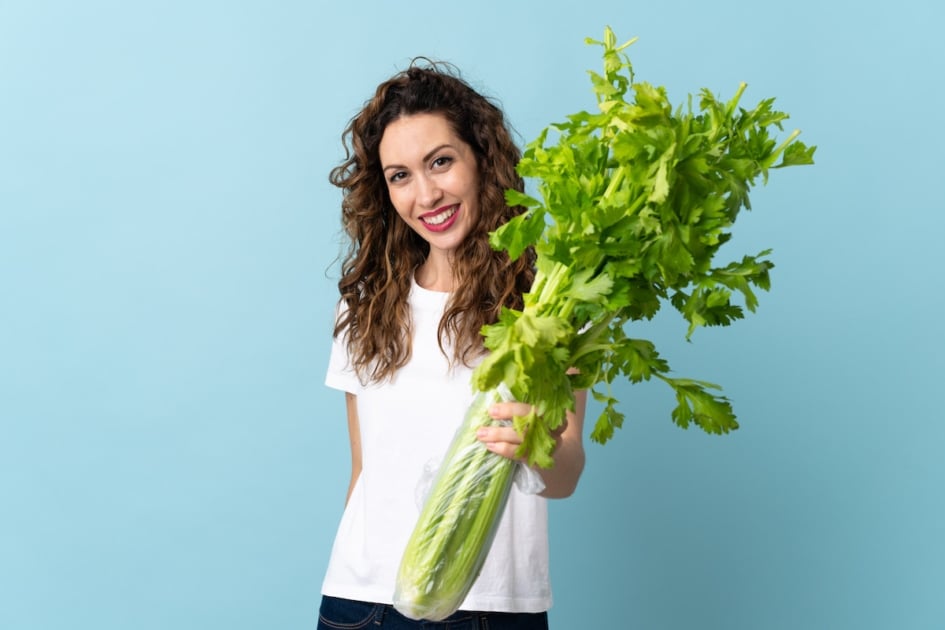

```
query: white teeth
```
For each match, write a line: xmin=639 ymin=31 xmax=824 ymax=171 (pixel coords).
xmin=424 ymin=206 xmax=457 ymax=226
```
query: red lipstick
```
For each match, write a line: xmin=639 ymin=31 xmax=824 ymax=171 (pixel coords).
xmin=420 ymin=204 xmax=460 ymax=233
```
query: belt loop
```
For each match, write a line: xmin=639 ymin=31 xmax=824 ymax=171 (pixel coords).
xmin=374 ymin=603 xmax=388 ymax=626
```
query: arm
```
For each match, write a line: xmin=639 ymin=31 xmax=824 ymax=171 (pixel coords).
xmin=477 ymin=389 xmax=587 ymax=499
xmin=344 ymin=391 xmax=363 ymax=506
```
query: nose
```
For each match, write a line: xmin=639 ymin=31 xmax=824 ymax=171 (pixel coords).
xmin=415 ymin=173 xmax=443 ymax=209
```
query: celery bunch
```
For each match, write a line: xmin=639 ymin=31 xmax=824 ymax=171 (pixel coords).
xmin=394 ymin=27 xmax=815 ymax=620
xmin=393 ymin=388 xmax=516 ymax=621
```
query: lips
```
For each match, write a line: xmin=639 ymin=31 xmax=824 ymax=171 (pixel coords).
xmin=420 ymin=204 xmax=460 ymax=232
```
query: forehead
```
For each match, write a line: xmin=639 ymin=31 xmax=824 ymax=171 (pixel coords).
xmin=378 ymin=112 xmax=466 ymax=164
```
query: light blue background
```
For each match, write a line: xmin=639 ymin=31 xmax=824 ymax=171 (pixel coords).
xmin=1 ymin=1 xmax=942 ymax=628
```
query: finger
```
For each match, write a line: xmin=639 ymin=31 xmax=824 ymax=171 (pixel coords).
xmin=482 ymin=440 xmax=523 ymax=460
xmin=488 ymin=401 xmax=534 ymax=420
xmin=476 ymin=426 xmax=522 ymax=445
xmin=475 ymin=431 xmax=525 ymax=461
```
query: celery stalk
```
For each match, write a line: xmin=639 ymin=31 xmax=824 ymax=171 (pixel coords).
xmin=393 ymin=387 xmax=517 ymax=621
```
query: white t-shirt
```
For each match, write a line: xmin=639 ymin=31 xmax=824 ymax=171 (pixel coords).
xmin=322 ymin=278 xmax=552 ymax=613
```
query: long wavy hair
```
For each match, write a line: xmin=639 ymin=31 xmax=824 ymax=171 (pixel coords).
xmin=329 ymin=61 xmax=535 ymax=383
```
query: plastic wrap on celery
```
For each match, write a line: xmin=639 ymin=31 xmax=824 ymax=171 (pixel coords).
xmin=393 ymin=386 xmax=517 ymax=621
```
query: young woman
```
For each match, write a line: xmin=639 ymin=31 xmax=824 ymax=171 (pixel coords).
xmin=318 ymin=61 xmax=587 ymax=630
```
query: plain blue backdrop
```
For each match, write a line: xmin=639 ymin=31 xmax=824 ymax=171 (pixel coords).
xmin=1 ymin=1 xmax=943 ymax=628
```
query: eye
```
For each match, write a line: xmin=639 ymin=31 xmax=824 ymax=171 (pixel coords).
xmin=387 ymin=170 xmax=407 ymax=184
xmin=431 ymin=155 xmax=453 ymax=169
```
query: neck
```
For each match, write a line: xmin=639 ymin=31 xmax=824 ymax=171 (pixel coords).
xmin=415 ymin=255 xmax=456 ymax=292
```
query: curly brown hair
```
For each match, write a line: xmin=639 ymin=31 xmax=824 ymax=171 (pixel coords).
xmin=329 ymin=61 xmax=535 ymax=383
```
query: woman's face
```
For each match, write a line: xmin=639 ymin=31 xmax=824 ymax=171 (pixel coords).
xmin=379 ymin=112 xmax=480 ymax=261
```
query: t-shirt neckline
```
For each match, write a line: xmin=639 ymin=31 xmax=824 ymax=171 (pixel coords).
xmin=410 ymin=273 xmax=451 ymax=310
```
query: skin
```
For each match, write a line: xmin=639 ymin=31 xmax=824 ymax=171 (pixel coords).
xmin=343 ymin=112 xmax=586 ymax=503
xmin=379 ymin=112 xmax=480 ymax=293
xmin=478 ymin=393 xmax=587 ymax=499
xmin=344 ymin=392 xmax=362 ymax=505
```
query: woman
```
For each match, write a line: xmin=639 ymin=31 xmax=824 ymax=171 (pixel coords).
xmin=318 ymin=61 xmax=586 ymax=630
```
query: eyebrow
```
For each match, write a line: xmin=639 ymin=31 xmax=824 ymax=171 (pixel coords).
xmin=382 ymin=143 xmax=454 ymax=174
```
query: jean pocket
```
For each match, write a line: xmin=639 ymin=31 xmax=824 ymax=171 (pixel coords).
xmin=317 ymin=596 xmax=381 ymax=629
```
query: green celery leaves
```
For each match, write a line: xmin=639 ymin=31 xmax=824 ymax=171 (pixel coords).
xmin=472 ymin=27 xmax=816 ymax=467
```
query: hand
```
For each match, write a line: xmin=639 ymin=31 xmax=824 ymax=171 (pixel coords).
xmin=475 ymin=401 xmax=539 ymax=462
xmin=476 ymin=392 xmax=587 ymax=499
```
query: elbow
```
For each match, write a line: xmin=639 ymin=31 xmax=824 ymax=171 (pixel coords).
xmin=545 ymin=483 xmax=579 ymax=500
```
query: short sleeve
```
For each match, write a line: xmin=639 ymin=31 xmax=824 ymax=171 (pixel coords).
xmin=325 ymin=302 xmax=361 ymax=394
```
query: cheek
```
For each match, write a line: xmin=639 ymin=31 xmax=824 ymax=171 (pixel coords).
xmin=386 ymin=187 xmax=411 ymax=220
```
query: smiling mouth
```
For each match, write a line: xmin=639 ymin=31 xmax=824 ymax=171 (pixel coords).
xmin=422 ymin=205 xmax=458 ymax=226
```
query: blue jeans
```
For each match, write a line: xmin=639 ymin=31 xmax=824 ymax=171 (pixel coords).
xmin=317 ymin=595 xmax=550 ymax=630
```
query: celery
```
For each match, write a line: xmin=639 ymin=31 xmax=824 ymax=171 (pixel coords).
xmin=393 ymin=388 xmax=516 ymax=621
xmin=393 ymin=27 xmax=815 ymax=621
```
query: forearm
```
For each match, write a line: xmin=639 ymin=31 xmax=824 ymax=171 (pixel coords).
xmin=537 ymin=430 xmax=585 ymax=498
xmin=344 ymin=392 xmax=362 ymax=507
xmin=538 ymin=390 xmax=587 ymax=498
